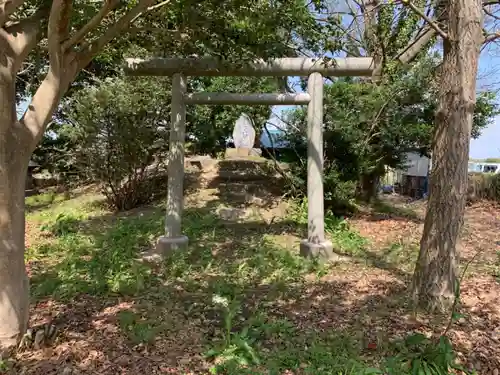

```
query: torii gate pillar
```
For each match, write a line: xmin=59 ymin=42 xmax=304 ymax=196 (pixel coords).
xmin=156 ymin=73 xmax=189 ymax=252
xmin=300 ymin=72 xmax=333 ymax=258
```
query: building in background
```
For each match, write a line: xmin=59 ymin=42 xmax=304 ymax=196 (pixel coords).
xmin=383 ymin=151 xmax=431 ymax=198
xmin=259 ymin=123 xmax=291 ymax=159
xmin=468 ymin=161 xmax=500 ymax=174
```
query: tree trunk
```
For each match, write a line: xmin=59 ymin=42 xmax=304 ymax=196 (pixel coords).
xmin=0 ymin=77 xmax=30 ymax=352
xmin=361 ymin=0 xmax=384 ymax=81
xmin=0 ymin=0 xmax=156 ymax=352
xmin=358 ymin=163 xmax=385 ymax=203
xmin=359 ymin=171 xmax=380 ymax=203
xmin=412 ymin=0 xmax=483 ymax=312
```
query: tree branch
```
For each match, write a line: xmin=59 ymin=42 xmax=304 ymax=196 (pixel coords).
xmin=315 ymin=12 xmax=358 ymax=22
xmin=77 ymin=0 xmax=159 ymax=68
xmin=483 ymin=4 xmax=500 ymax=19
xmin=130 ymin=0 xmax=172 ymax=23
xmin=126 ymin=26 xmax=186 ymax=37
xmin=48 ymin=0 xmax=72 ymax=72
xmin=2 ymin=6 xmax=48 ymax=70
xmin=401 ymin=0 xmax=448 ymax=39
xmin=396 ymin=26 xmax=437 ymax=63
xmin=482 ymin=1 xmax=500 ymax=42
xmin=0 ymin=0 xmax=25 ymax=27
xmin=328 ymin=17 xmax=363 ymax=48
xmin=145 ymin=0 xmax=171 ymax=12
xmin=484 ymin=31 xmax=500 ymax=43
xmin=20 ymin=64 xmax=78 ymax=152
xmin=62 ymin=0 xmax=120 ymax=51
xmin=21 ymin=0 xmax=172 ymax=149
xmin=19 ymin=0 xmax=74 ymax=149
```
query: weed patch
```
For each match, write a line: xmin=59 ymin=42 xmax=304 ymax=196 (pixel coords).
xmin=371 ymin=199 xmax=421 ymax=221
xmin=288 ymin=198 xmax=368 ymax=255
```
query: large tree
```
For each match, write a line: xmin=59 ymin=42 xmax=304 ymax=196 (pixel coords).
xmin=314 ymin=0 xmax=500 ymax=310
xmin=368 ymin=0 xmax=500 ymax=311
xmin=0 ymin=0 xmax=324 ymax=350
xmin=410 ymin=0 xmax=489 ymax=311
xmin=315 ymin=0 xmax=448 ymax=73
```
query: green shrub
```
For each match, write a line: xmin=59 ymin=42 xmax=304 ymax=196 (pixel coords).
xmin=283 ymin=161 xmax=357 ymax=215
xmin=65 ymin=76 xmax=171 ymax=211
xmin=40 ymin=213 xmax=81 ymax=237
xmin=288 ymin=198 xmax=367 ymax=255
xmin=385 ymin=333 xmax=472 ymax=375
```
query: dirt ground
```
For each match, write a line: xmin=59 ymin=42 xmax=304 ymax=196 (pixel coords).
xmin=15 ymin=168 xmax=500 ymax=375
xmin=349 ymin=195 xmax=500 ymax=374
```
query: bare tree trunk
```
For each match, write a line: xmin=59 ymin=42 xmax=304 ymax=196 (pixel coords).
xmin=0 ymin=76 xmax=30 ymax=352
xmin=0 ymin=12 xmax=73 ymax=351
xmin=412 ymin=0 xmax=483 ymax=312
xmin=0 ymin=71 xmax=73 ymax=352
xmin=0 ymin=0 xmax=156 ymax=351
xmin=358 ymin=171 xmax=380 ymax=203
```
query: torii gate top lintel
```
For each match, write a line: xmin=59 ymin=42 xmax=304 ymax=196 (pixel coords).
xmin=124 ymin=56 xmax=374 ymax=77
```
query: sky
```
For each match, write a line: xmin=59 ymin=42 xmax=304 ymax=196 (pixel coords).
xmin=17 ymin=99 xmax=28 ymax=119
xmin=471 ymin=49 xmax=500 ymax=159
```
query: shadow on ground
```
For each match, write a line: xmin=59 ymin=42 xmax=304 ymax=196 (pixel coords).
xmin=17 ymin=184 xmax=500 ymax=374
xmin=359 ymin=198 xmax=424 ymax=224
xmin=19 ymin=193 xmax=419 ymax=375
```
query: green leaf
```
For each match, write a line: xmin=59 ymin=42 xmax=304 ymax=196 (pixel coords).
xmin=421 ymin=361 xmax=435 ymax=375
xmin=204 ymin=348 xmax=222 ymax=358
xmin=452 ymin=312 xmax=465 ymax=321
xmin=405 ymin=333 xmax=428 ymax=347
xmin=412 ymin=358 xmax=422 ymax=375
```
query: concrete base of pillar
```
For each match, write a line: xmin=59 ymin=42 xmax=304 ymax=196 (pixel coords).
xmin=299 ymin=239 xmax=336 ymax=261
xmin=139 ymin=235 xmax=189 ymax=263
xmin=157 ymin=235 xmax=189 ymax=252
xmin=236 ymin=147 xmax=251 ymax=156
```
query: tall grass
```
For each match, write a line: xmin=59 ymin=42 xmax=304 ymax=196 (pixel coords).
xmin=468 ymin=172 xmax=500 ymax=203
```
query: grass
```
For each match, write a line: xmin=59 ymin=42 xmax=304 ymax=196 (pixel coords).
xmin=25 ymin=191 xmax=59 ymax=207
xmin=28 ymin=201 xmax=161 ymax=299
xmin=22 ymin=192 xmax=473 ymax=375
xmin=370 ymin=199 xmax=421 ymax=221
xmin=287 ymin=198 xmax=368 ymax=256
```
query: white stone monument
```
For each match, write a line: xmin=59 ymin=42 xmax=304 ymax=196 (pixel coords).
xmin=232 ymin=113 xmax=256 ymax=156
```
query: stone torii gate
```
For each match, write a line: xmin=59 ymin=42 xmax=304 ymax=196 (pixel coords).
xmin=125 ymin=56 xmax=374 ymax=260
